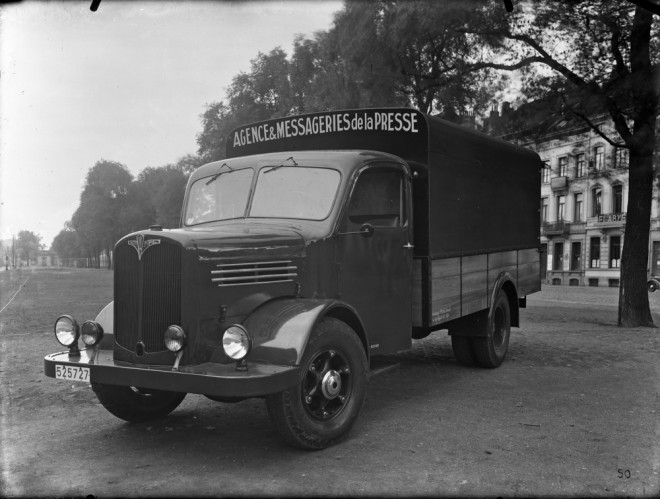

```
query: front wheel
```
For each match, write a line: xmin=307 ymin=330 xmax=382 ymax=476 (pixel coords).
xmin=472 ymin=289 xmax=511 ymax=368
xmin=266 ymin=317 xmax=367 ymax=450
xmin=92 ymin=383 xmax=186 ymax=423
xmin=648 ymin=281 xmax=657 ymax=292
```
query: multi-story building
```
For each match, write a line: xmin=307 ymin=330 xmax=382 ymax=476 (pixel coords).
xmin=485 ymin=101 xmax=659 ymax=287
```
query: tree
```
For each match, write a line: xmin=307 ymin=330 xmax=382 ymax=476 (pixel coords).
xmin=134 ymin=166 xmax=188 ymax=228
xmin=468 ymin=0 xmax=659 ymax=326
xmin=16 ymin=230 xmax=41 ymax=265
xmin=72 ymin=160 xmax=133 ymax=268
xmin=331 ymin=0 xmax=496 ymax=118
xmin=52 ymin=225 xmax=83 ymax=259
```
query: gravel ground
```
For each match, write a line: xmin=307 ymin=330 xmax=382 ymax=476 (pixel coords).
xmin=0 ymin=268 xmax=658 ymax=497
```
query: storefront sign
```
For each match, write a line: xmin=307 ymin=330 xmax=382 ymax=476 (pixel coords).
xmin=597 ymin=213 xmax=626 ymax=224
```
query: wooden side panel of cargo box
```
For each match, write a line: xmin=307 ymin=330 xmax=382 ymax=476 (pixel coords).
xmin=422 ymin=249 xmax=538 ymax=328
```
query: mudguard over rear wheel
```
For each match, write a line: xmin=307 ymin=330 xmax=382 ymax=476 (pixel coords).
xmin=266 ymin=317 xmax=367 ymax=450
xmin=92 ymin=383 xmax=186 ymax=423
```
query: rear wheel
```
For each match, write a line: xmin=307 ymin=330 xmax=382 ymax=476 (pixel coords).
xmin=648 ymin=281 xmax=657 ymax=292
xmin=92 ymin=383 xmax=186 ymax=423
xmin=472 ymin=290 xmax=511 ymax=368
xmin=266 ymin=317 xmax=367 ymax=450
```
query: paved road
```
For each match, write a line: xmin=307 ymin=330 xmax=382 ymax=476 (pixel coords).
xmin=1 ymin=270 xmax=658 ymax=497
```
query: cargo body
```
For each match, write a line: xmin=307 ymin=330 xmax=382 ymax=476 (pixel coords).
xmin=45 ymin=108 xmax=541 ymax=449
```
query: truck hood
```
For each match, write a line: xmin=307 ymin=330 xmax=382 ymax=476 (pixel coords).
xmin=126 ymin=223 xmax=308 ymax=260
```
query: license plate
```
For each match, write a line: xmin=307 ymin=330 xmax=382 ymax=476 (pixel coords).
xmin=55 ymin=364 xmax=90 ymax=383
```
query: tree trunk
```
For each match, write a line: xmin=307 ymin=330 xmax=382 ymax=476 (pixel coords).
xmin=618 ymin=148 xmax=655 ymax=327
xmin=616 ymin=5 xmax=656 ymax=328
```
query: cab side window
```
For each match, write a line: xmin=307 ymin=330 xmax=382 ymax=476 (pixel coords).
xmin=344 ymin=167 xmax=406 ymax=229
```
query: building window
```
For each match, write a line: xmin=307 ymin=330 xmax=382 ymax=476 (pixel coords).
xmin=613 ymin=184 xmax=623 ymax=214
xmin=593 ymin=146 xmax=604 ymax=170
xmin=558 ymin=156 xmax=568 ymax=177
xmin=574 ymin=193 xmax=583 ymax=222
xmin=571 ymin=241 xmax=582 ymax=271
xmin=556 ymin=195 xmax=566 ymax=221
xmin=576 ymin=153 xmax=585 ymax=177
xmin=590 ymin=237 xmax=601 ymax=268
xmin=554 ymin=242 xmax=564 ymax=271
xmin=609 ymin=236 xmax=621 ymax=268
xmin=592 ymin=187 xmax=602 ymax=217
xmin=541 ymin=197 xmax=548 ymax=223
xmin=542 ymin=162 xmax=550 ymax=183
xmin=615 ymin=148 xmax=629 ymax=169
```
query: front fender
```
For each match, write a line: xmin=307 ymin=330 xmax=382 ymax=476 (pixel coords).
xmin=245 ymin=299 xmax=365 ymax=366
xmin=94 ymin=301 xmax=115 ymax=349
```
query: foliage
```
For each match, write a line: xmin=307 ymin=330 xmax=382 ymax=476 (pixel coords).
xmin=134 ymin=166 xmax=188 ymax=228
xmin=16 ymin=230 xmax=42 ymax=263
xmin=52 ymin=227 xmax=83 ymax=259
xmin=71 ymin=160 xmax=133 ymax=268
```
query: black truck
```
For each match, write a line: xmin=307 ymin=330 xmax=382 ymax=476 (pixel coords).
xmin=45 ymin=108 xmax=541 ymax=449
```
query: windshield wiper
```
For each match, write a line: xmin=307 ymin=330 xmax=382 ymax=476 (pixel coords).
xmin=205 ymin=163 xmax=233 ymax=185
xmin=263 ymin=156 xmax=298 ymax=174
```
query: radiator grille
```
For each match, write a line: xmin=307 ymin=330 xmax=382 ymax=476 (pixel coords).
xmin=211 ymin=260 xmax=297 ymax=286
xmin=114 ymin=238 xmax=182 ymax=353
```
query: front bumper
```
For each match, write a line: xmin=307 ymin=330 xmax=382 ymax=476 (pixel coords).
xmin=44 ymin=349 xmax=300 ymax=398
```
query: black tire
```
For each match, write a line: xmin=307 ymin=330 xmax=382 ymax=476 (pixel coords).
xmin=648 ymin=281 xmax=657 ymax=292
xmin=92 ymin=383 xmax=186 ymax=423
xmin=451 ymin=335 xmax=476 ymax=366
xmin=266 ymin=317 xmax=367 ymax=450
xmin=472 ymin=290 xmax=511 ymax=368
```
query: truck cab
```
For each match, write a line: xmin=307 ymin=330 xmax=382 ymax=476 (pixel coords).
xmin=45 ymin=108 xmax=541 ymax=449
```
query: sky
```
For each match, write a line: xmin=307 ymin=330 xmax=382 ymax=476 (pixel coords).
xmin=0 ymin=0 xmax=343 ymax=248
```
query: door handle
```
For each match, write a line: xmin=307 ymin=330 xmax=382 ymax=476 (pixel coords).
xmin=403 ymin=243 xmax=414 ymax=249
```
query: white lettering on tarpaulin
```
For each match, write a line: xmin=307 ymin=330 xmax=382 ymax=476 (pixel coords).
xmin=232 ymin=111 xmax=420 ymax=148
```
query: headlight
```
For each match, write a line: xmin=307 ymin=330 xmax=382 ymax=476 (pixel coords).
xmin=223 ymin=325 xmax=251 ymax=360
xmin=81 ymin=321 xmax=104 ymax=347
xmin=164 ymin=325 xmax=186 ymax=352
xmin=54 ymin=315 xmax=80 ymax=347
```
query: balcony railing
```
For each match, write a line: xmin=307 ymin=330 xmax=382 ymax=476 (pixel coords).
xmin=551 ymin=176 xmax=568 ymax=190
xmin=542 ymin=221 xmax=569 ymax=235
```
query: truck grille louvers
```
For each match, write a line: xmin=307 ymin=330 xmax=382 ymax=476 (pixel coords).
xmin=211 ymin=260 xmax=298 ymax=286
xmin=114 ymin=239 xmax=182 ymax=354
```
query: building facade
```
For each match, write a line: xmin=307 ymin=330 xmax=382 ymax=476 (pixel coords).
xmin=486 ymin=103 xmax=659 ymax=287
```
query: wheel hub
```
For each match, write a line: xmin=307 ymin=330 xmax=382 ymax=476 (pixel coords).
xmin=321 ymin=370 xmax=342 ymax=399
xmin=302 ymin=349 xmax=351 ymax=421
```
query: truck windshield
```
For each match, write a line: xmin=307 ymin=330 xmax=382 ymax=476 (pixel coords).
xmin=185 ymin=168 xmax=254 ymax=225
xmin=250 ymin=166 xmax=340 ymax=220
xmin=184 ymin=166 xmax=340 ymax=226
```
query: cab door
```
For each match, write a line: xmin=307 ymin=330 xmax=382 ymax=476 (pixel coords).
xmin=336 ymin=162 xmax=413 ymax=356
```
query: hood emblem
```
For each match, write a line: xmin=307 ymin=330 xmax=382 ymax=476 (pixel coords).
xmin=128 ymin=234 xmax=161 ymax=260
